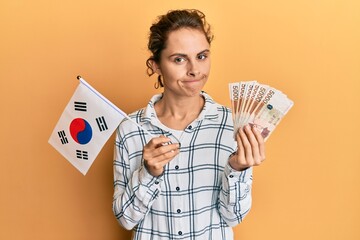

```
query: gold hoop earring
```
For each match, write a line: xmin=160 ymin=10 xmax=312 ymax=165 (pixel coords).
xmin=154 ymin=79 xmax=160 ymax=89
xmin=154 ymin=75 xmax=163 ymax=89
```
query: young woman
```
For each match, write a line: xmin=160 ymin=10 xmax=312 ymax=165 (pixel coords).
xmin=113 ymin=9 xmax=265 ymax=240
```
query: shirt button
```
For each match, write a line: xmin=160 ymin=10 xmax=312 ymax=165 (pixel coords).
xmin=229 ymin=175 xmax=234 ymax=178
xmin=175 ymin=165 xmax=179 ymax=170
xmin=176 ymin=187 xmax=180 ymax=191
xmin=187 ymin=125 xmax=192 ymax=130
xmin=178 ymin=231 xmax=183 ymax=235
xmin=177 ymin=209 xmax=181 ymax=213
xmin=155 ymin=181 xmax=159 ymax=184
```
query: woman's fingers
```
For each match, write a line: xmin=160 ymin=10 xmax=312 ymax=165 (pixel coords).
xmin=231 ymin=125 xmax=266 ymax=171
xmin=239 ymin=126 xmax=254 ymax=165
xmin=236 ymin=129 xmax=246 ymax=165
xmin=244 ymin=125 xmax=262 ymax=165
xmin=143 ymin=136 xmax=180 ymax=176
xmin=146 ymin=135 xmax=171 ymax=149
xmin=252 ymin=126 xmax=266 ymax=161
xmin=145 ymin=147 xmax=179 ymax=169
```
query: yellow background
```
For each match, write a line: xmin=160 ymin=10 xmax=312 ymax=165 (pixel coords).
xmin=1 ymin=0 xmax=359 ymax=239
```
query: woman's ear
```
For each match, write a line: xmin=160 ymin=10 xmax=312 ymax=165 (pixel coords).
xmin=146 ymin=58 xmax=162 ymax=76
xmin=151 ymin=60 xmax=162 ymax=75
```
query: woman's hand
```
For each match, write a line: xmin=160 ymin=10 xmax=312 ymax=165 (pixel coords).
xmin=143 ymin=136 xmax=180 ymax=177
xmin=229 ymin=125 xmax=266 ymax=171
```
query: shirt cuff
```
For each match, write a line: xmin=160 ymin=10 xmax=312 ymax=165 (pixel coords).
xmin=134 ymin=166 xmax=163 ymax=210
xmin=224 ymin=163 xmax=252 ymax=183
xmin=139 ymin=165 xmax=164 ymax=187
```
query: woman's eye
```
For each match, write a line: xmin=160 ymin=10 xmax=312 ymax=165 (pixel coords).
xmin=198 ymin=54 xmax=207 ymax=60
xmin=174 ymin=57 xmax=185 ymax=63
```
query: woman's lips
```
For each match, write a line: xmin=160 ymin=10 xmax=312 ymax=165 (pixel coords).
xmin=183 ymin=75 xmax=206 ymax=83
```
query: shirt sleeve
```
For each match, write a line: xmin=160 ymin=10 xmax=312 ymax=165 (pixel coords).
xmin=112 ymin=129 xmax=163 ymax=230
xmin=218 ymin=161 xmax=253 ymax=227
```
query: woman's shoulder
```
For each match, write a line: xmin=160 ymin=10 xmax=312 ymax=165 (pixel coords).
xmin=120 ymin=107 xmax=145 ymax=123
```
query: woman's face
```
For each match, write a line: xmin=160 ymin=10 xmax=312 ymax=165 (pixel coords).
xmin=156 ymin=28 xmax=211 ymax=98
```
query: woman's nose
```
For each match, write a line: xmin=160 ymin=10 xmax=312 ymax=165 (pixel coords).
xmin=187 ymin=61 xmax=200 ymax=77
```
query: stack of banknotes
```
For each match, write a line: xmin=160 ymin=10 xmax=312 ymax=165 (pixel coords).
xmin=229 ymin=81 xmax=294 ymax=141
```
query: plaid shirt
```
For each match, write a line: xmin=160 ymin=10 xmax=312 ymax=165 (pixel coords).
xmin=113 ymin=92 xmax=253 ymax=240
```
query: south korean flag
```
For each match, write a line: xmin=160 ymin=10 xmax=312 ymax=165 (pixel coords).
xmin=48 ymin=77 xmax=127 ymax=175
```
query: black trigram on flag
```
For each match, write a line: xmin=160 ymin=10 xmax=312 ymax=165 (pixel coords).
xmin=76 ymin=150 xmax=88 ymax=160
xmin=96 ymin=116 xmax=108 ymax=132
xmin=58 ymin=130 xmax=68 ymax=144
xmin=74 ymin=101 xmax=87 ymax=111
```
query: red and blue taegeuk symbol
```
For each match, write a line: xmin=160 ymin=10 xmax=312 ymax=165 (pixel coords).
xmin=69 ymin=118 xmax=92 ymax=144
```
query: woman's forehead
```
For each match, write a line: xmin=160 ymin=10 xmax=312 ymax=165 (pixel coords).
xmin=164 ymin=28 xmax=210 ymax=54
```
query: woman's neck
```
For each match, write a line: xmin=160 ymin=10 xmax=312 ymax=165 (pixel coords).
xmin=154 ymin=93 xmax=204 ymax=130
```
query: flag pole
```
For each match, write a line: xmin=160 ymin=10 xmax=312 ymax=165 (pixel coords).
xmin=76 ymin=75 xmax=155 ymax=138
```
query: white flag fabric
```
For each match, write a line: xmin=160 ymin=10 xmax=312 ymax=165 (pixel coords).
xmin=48 ymin=78 xmax=127 ymax=175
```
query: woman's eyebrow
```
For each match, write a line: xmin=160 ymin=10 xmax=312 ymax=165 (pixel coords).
xmin=168 ymin=53 xmax=187 ymax=58
xmin=198 ymin=49 xmax=210 ymax=55
xmin=168 ymin=49 xmax=210 ymax=58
